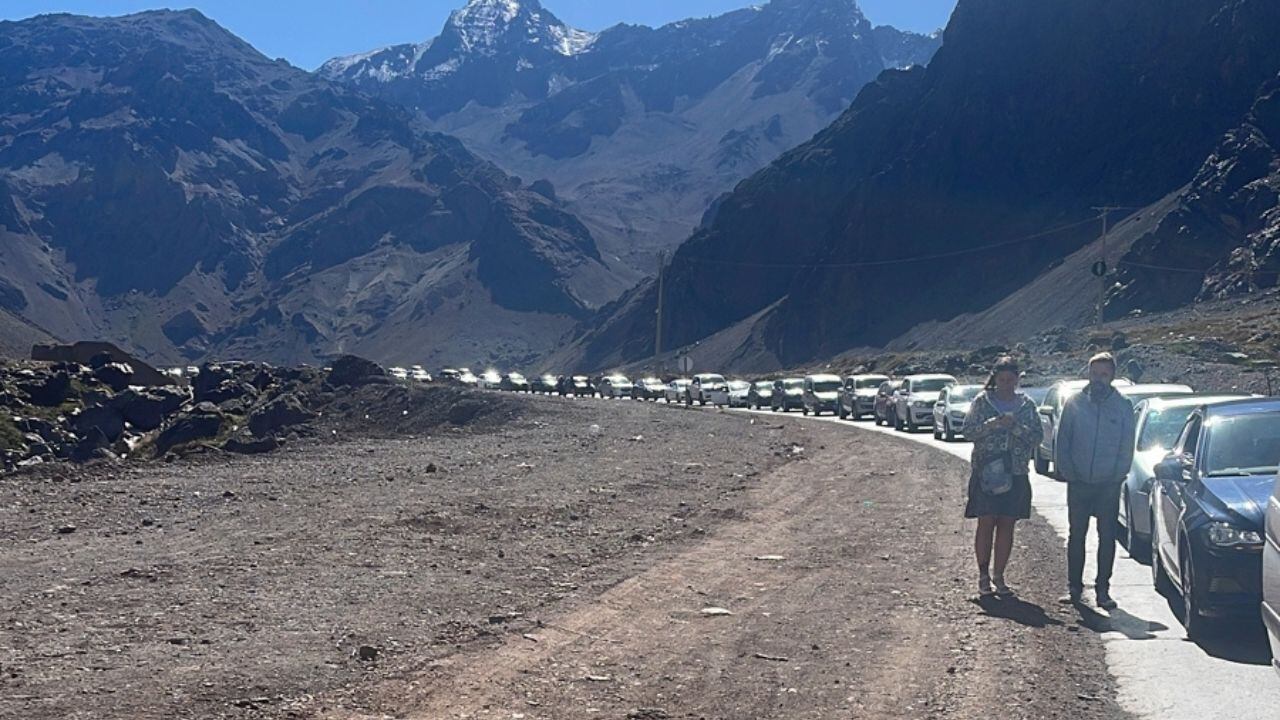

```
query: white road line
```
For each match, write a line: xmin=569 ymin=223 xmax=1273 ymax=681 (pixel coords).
xmin=726 ymin=405 xmax=1280 ymax=720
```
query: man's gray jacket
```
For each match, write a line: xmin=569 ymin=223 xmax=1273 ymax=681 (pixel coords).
xmin=1055 ymin=384 xmax=1136 ymax=484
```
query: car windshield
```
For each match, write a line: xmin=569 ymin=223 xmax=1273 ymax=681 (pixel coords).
xmin=754 ymin=382 xmax=773 ymax=391
xmin=1204 ymin=412 xmax=1280 ymax=476
xmin=950 ymin=386 xmax=982 ymax=403
xmin=914 ymin=379 xmax=953 ymax=393
xmin=856 ymin=378 xmax=888 ymax=389
xmin=813 ymin=381 xmax=841 ymax=392
xmin=729 ymin=381 xmax=751 ymax=391
xmin=703 ymin=375 xmax=726 ymax=384
xmin=1138 ymin=406 xmax=1196 ymax=452
xmin=783 ymin=380 xmax=804 ymax=390
xmin=1023 ymin=388 xmax=1048 ymax=405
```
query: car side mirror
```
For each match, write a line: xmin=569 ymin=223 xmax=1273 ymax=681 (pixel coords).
xmin=1154 ymin=456 xmax=1184 ymax=482
xmin=1038 ymin=407 xmax=1052 ymax=417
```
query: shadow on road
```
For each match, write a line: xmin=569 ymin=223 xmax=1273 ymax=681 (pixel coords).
xmin=1074 ymin=604 xmax=1166 ymax=640
xmin=1152 ymin=593 xmax=1276 ymax=665
xmin=972 ymin=595 xmax=1063 ymax=629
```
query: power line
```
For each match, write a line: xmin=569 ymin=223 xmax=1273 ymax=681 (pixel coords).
xmin=672 ymin=216 xmax=1101 ymax=270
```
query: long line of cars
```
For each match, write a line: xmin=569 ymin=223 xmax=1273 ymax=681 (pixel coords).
xmin=465 ymin=365 xmax=1280 ymax=667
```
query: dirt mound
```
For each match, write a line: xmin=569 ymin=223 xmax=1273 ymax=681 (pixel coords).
xmin=312 ymin=384 xmax=525 ymax=437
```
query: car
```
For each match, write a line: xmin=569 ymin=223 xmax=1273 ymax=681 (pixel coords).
xmin=1150 ymin=397 xmax=1280 ymax=640
xmin=1120 ymin=394 xmax=1253 ymax=561
xmin=632 ymin=377 xmax=666 ymax=401
xmin=771 ymin=378 xmax=804 ymax=412
xmin=802 ymin=374 xmax=842 ymax=416
xmin=531 ymin=374 xmax=559 ymax=393
xmin=838 ymin=374 xmax=890 ymax=420
xmin=568 ymin=376 xmax=595 ymax=397
xmin=932 ymin=384 xmax=983 ymax=442
xmin=500 ymin=373 xmax=530 ymax=392
xmin=439 ymin=368 xmax=462 ymax=383
xmin=410 ymin=367 xmax=432 ymax=383
xmin=458 ymin=370 xmax=480 ymax=387
xmin=1119 ymin=383 xmax=1196 ymax=404
xmin=479 ymin=370 xmax=503 ymax=389
xmin=665 ymin=378 xmax=692 ymax=403
xmin=874 ymin=380 xmax=903 ymax=426
xmin=893 ymin=374 xmax=957 ymax=432
xmin=726 ymin=380 xmax=753 ymax=408
xmin=1021 ymin=386 xmax=1050 ymax=407
xmin=599 ymin=374 xmax=634 ymax=398
xmin=389 ymin=366 xmax=409 ymax=381
xmin=1265 ymin=469 xmax=1280 ymax=677
xmin=1034 ymin=377 xmax=1135 ymax=477
xmin=687 ymin=374 xmax=728 ymax=406
xmin=748 ymin=381 xmax=774 ymax=410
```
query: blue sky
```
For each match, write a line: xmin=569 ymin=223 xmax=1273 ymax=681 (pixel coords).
xmin=1 ymin=1 xmax=958 ymax=70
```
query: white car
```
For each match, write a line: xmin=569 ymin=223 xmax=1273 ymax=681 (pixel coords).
xmin=708 ymin=380 xmax=750 ymax=407
xmin=599 ymin=375 xmax=634 ymax=398
xmin=838 ymin=374 xmax=890 ymax=420
xmin=802 ymin=374 xmax=842 ymax=416
xmin=665 ymin=379 xmax=691 ymax=403
xmin=688 ymin=374 xmax=728 ymax=405
xmin=726 ymin=380 xmax=753 ymax=408
xmin=458 ymin=371 xmax=479 ymax=387
xmin=479 ymin=370 xmax=503 ymax=389
xmin=894 ymin=374 xmax=957 ymax=432
xmin=389 ymin=366 xmax=409 ymax=381
xmin=932 ymin=384 xmax=983 ymax=442
xmin=1034 ymin=377 xmax=1136 ymax=476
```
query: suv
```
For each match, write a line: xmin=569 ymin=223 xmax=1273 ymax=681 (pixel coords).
xmin=894 ymin=374 xmax=957 ymax=432
xmin=838 ymin=374 xmax=890 ymax=420
xmin=568 ymin=376 xmax=595 ymax=397
xmin=748 ymin=381 xmax=775 ymax=410
xmin=772 ymin=378 xmax=804 ymax=412
xmin=599 ymin=375 xmax=634 ymax=399
xmin=632 ymin=378 xmax=666 ymax=401
xmin=803 ymin=374 xmax=842 ymax=416
xmin=500 ymin=373 xmax=530 ymax=392
xmin=1034 ymin=378 xmax=1135 ymax=476
xmin=665 ymin=378 xmax=692 ymax=403
xmin=688 ymin=374 xmax=728 ymax=406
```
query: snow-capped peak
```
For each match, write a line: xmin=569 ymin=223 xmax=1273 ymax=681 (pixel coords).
xmin=443 ymin=0 xmax=595 ymax=57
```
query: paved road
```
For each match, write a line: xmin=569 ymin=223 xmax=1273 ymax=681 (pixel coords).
xmin=725 ymin=405 xmax=1279 ymax=720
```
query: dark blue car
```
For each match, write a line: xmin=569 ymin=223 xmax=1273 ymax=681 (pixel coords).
xmin=1151 ymin=397 xmax=1280 ymax=640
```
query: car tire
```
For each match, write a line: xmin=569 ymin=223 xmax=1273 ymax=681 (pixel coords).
xmin=1151 ymin=514 xmax=1176 ymax=598
xmin=905 ymin=415 xmax=917 ymax=433
xmin=944 ymin=423 xmax=956 ymax=442
xmin=1180 ymin=544 xmax=1209 ymax=641
xmin=1033 ymin=450 xmax=1050 ymax=476
xmin=1124 ymin=494 xmax=1150 ymax=563
xmin=933 ymin=422 xmax=943 ymax=440
xmin=839 ymin=406 xmax=849 ymax=420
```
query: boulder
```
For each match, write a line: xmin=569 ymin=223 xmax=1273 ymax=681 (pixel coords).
xmin=248 ymin=394 xmax=317 ymax=438
xmin=193 ymin=363 xmax=235 ymax=401
xmin=32 ymin=341 xmax=174 ymax=386
xmin=327 ymin=355 xmax=386 ymax=387
xmin=155 ymin=407 xmax=225 ymax=455
xmin=93 ymin=362 xmax=135 ymax=392
xmin=17 ymin=371 xmax=71 ymax=407
xmin=199 ymin=380 xmax=257 ymax=406
xmin=223 ymin=432 xmax=279 ymax=455
xmin=73 ymin=405 xmax=126 ymax=443
xmin=111 ymin=387 xmax=189 ymax=432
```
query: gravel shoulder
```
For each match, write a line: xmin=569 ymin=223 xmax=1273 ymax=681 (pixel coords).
xmin=0 ymin=394 xmax=1126 ymax=719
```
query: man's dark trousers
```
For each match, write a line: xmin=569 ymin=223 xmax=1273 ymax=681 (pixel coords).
xmin=1067 ymin=481 xmax=1123 ymax=593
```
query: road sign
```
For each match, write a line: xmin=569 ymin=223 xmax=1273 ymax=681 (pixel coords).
xmin=678 ymin=355 xmax=694 ymax=373
xmin=1091 ymin=260 xmax=1108 ymax=278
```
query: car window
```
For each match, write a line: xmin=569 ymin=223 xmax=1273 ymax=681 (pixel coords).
xmin=913 ymin=378 xmax=953 ymax=393
xmin=1177 ymin=416 xmax=1203 ymax=458
xmin=1138 ymin=406 xmax=1196 ymax=452
xmin=1203 ymin=413 xmax=1280 ymax=476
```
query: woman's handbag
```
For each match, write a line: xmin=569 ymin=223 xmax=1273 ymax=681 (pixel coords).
xmin=978 ymin=451 xmax=1015 ymax=496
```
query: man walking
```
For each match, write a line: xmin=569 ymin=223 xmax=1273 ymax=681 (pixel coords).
xmin=1054 ymin=352 xmax=1136 ymax=608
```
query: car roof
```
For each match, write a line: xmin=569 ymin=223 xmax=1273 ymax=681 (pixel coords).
xmin=1119 ymin=383 xmax=1193 ymax=395
xmin=905 ymin=374 xmax=956 ymax=381
xmin=1200 ymin=397 xmax=1280 ymax=418
xmin=1141 ymin=393 xmax=1251 ymax=409
xmin=1052 ymin=377 xmax=1136 ymax=390
xmin=805 ymin=374 xmax=842 ymax=382
xmin=847 ymin=374 xmax=890 ymax=380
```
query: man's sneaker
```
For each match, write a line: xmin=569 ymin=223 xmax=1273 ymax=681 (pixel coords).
xmin=1096 ymin=590 xmax=1118 ymax=610
xmin=994 ymin=577 xmax=1015 ymax=597
xmin=1060 ymin=587 xmax=1083 ymax=605
xmin=979 ymin=575 xmax=995 ymax=597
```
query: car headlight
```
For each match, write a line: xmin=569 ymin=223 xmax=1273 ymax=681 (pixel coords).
xmin=1207 ymin=522 xmax=1263 ymax=547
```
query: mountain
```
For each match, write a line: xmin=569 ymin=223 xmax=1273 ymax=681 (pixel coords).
xmin=0 ymin=10 xmax=625 ymax=368
xmin=556 ymin=0 xmax=1280 ymax=372
xmin=321 ymin=0 xmax=942 ymax=281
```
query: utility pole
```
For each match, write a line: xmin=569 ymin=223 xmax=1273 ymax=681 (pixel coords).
xmin=654 ymin=251 xmax=666 ymax=367
xmin=1091 ymin=206 xmax=1121 ymax=326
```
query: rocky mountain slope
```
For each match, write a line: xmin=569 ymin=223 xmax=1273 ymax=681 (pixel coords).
xmin=0 ymin=10 xmax=624 ymax=368
xmin=558 ymin=0 xmax=1280 ymax=372
xmin=322 ymin=0 xmax=942 ymax=280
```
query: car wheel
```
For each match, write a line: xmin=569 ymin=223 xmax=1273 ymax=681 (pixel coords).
xmin=1033 ymin=449 xmax=1050 ymax=476
xmin=905 ymin=415 xmax=917 ymax=433
xmin=892 ymin=410 xmax=902 ymax=431
xmin=933 ymin=422 xmax=942 ymax=440
xmin=1150 ymin=513 xmax=1176 ymax=598
xmin=1180 ymin=544 xmax=1209 ymax=641
xmin=1124 ymin=494 xmax=1150 ymax=563
xmin=839 ymin=406 xmax=848 ymax=420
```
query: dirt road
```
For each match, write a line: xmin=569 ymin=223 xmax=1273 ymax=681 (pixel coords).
xmin=0 ymin=394 xmax=1123 ymax=719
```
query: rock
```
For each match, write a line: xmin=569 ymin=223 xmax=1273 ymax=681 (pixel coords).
xmin=447 ymin=399 xmax=486 ymax=426
xmin=32 ymin=342 xmax=175 ymax=386
xmin=17 ymin=371 xmax=71 ymax=407
xmin=193 ymin=363 xmax=235 ymax=401
xmin=111 ymin=387 xmax=188 ymax=431
xmin=155 ymin=407 xmax=225 ymax=455
xmin=199 ymin=380 xmax=257 ymax=406
xmin=93 ymin=362 xmax=134 ymax=392
xmin=72 ymin=427 xmax=111 ymax=463
xmin=248 ymin=394 xmax=316 ymax=438
xmin=56 ymin=524 xmax=76 ymax=534
xmin=354 ymin=645 xmax=378 ymax=662
xmin=223 ymin=432 xmax=279 ymax=455
xmin=73 ymin=405 xmax=126 ymax=443
xmin=327 ymin=355 xmax=386 ymax=387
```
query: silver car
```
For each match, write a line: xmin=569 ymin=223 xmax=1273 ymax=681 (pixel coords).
xmin=932 ymin=384 xmax=983 ymax=442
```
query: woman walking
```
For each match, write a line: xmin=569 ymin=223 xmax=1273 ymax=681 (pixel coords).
xmin=962 ymin=356 xmax=1043 ymax=597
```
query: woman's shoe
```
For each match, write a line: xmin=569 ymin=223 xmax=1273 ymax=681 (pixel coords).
xmin=979 ymin=574 xmax=995 ymax=596
xmin=994 ymin=577 xmax=1015 ymax=597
